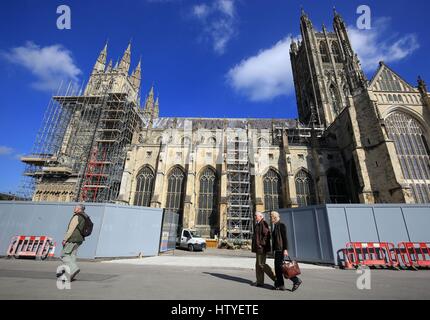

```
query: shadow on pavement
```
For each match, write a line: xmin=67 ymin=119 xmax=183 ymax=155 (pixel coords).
xmin=0 ymin=269 xmax=117 ymax=282
xmin=203 ymin=272 xmax=275 ymax=290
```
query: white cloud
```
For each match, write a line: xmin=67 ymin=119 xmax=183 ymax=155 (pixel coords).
xmin=216 ymin=0 xmax=234 ymax=17
xmin=191 ymin=0 xmax=237 ymax=55
xmin=227 ymin=36 xmax=297 ymax=102
xmin=0 ymin=146 xmax=14 ymax=156
xmin=1 ymin=41 xmax=82 ymax=92
xmin=349 ymin=18 xmax=419 ymax=72
xmin=193 ymin=4 xmax=210 ymax=20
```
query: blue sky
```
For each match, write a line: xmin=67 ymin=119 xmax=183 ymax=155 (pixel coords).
xmin=0 ymin=0 xmax=429 ymax=193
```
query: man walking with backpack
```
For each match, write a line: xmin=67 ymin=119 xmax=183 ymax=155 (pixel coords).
xmin=58 ymin=204 xmax=93 ymax=282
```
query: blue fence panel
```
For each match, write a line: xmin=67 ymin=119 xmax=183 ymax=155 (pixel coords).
xmin=0 ymin=202 xmax=163 ymax=259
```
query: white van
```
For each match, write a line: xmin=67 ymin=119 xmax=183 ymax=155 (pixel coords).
xmin=176 ymin=228 xmax=206 ymax=251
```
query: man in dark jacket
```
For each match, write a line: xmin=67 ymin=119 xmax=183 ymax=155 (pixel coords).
xmin=58 ymin=204 xmax=87 ymax=281
xmin=251 ymin=211 xmax=276 ymax=287
xmin=270 ymin=211 xmax=302 ymax=291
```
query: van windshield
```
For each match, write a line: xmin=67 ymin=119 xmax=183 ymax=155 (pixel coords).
xmin=190 ymin=231 xmax=201 ymax=238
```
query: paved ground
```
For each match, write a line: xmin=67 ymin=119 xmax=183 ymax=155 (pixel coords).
xmin=1 ymin=249 xmax=430 ymax=300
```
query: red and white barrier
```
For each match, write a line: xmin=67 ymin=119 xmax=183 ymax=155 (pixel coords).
xmin=397 ymin=242 xmax=430 ymax=269
xmin=6 ymin=235 xmax=55 ymax=260
xmin=343 ymin=242 xmax=399 ymax=269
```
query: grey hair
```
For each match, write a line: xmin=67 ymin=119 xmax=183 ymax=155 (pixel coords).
xmin=270 ymin=211 xmax=280 ymax=221
xmin=77 ymin=204 xmax=86 ymax=211
xmin=255 ymin=211 xmax=264 ymax=218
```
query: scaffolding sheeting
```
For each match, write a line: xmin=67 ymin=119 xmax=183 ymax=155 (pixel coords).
xmin=226 ymin=128 xmax=253 ymax=241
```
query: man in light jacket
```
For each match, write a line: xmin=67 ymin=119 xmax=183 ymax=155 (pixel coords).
xmin=57 ymin=204 xmax=87 ymax=281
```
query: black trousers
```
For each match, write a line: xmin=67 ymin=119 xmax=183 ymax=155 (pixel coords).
xmin=274 ymin=251 xmax=300 ymax=287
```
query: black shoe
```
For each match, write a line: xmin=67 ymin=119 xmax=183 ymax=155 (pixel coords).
xmin=292 ymin=280 xmax=302 ymax=292
xmin=56 ymin=269 xmax=65 ymax=278
xmin=251 ymin=282 xmax=263 ymax=287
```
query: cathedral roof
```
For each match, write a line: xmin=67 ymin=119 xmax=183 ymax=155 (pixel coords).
xmin=150 ymin=117 xmax=300 ymax=130
xmin=369 ymin=62 xmax=418 ymax=92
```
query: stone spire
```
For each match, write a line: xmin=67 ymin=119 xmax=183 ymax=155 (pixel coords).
xmin=154 ymin=96 xmax=159 ymax=118
xmin=92 ymin=42 xmax=107 ymax=73
xmin=301 ymin=7 xmax=307 ymax=18
xmin=130 ymin=59 xmax=141 ymax=90
xmin=418 ymin=76 xmax=428 ymax=94
xmin=418 ymin=76 xmax=430 ymax=107
xmin=144 ymin=85 xmax=155 ymax=113
xmin=106 ymin=59 xmax=113 ymax=73
xmin=299 ymin=7 xmax=313 ymax=37
xmin=290 ymin=37 xmax=298 ymax=55
xmin=333 ymin=6 xmax=338 ymax=17
xmin=118 ymin=42 xmax=131 ymax=74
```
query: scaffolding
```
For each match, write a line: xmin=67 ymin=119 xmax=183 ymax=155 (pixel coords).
xmin=20 ymin=73 xmax=139 ymax=203
xmin=19 ymin=82 xmax=80 ymax=200
xmin=77 ymin=91 xmax=137 ymax=202
xmin=226 ymin=128 xmax=253 ymax=241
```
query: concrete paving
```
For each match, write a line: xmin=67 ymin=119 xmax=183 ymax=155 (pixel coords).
xmin=1 ymin=253 xmax=430 ymax=300
xmin=103 ymin=255 xmax=333 ymax=270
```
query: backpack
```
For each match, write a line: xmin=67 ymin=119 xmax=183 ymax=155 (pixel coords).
xmin=78 ymin=213 xmax=94 ymax=237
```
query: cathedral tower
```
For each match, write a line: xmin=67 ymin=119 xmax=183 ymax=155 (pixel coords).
xmin=290 ymin=9 xmax=366 ymax=127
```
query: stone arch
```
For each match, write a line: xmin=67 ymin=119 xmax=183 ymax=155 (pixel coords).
xmin=331 ymin=41 xmax=342 ymax=63
xmin=165 ymin=165 xmax=187 ymax=219
xmin=207 ymin=136 xmax=217 ymax=146
xmin=134 ymin=165 xmax=156 ymax=207
xmin=326 ymin=168 xmax=350 ymax=203
xmin=384 ymin=110 xmax=430 ymax=203
xmin=263 ymin=167 xmax=283 ymax=211
xmin=294 ymin=168 xmax=316 ymax=207
xmin=319 ymin=41 xmax=330 ymax=63
xmin=383 ymin=106 xmax=430 ymax=137
xmin=196 ymin=166 xmax=219 ymax=237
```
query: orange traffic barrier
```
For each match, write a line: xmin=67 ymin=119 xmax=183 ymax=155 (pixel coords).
xmin=345 ymin=242 xmax=399 ymax=269
xmin=397 ymin=242 xmax=430 ymax=269
xmin=6 ymin=235 xmax=55 ymax=260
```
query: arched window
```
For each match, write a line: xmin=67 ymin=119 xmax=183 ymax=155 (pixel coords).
xmin=385 ymin=111 xmax=430 ymax=203
xmin=197 ymin=167 xmax=218 ymax=228
xmin=207 ymin=137 xmax=216 ymax=146
xmin=258 ymin=137 xmax=268 ymax=148
xmin=166 ymin=167 xmax=186 ymax=214
xmin=134 ymin=167 xmax=155 ymax=207
xmin=263 ymin=169 xmax=283 ymax=211
xmin=327 ymin=169 xmax=349 ymax=203
xmin=330 ymin=85 xmax=341 ymax=117
xmin=319 ymin=42 xmax=330 ymax=63
xmin=295 ymin=170 xmax=316 ymax=207
xmin=331 ymin=42 xmax=342 ymax=63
